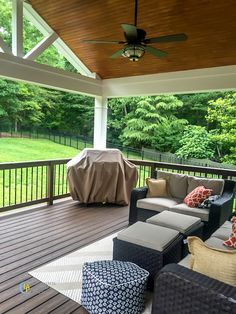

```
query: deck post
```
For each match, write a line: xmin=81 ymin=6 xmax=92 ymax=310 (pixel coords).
xmin=93 ymin=96 xmax=107 ymax=149
xmin=47 ymin=162 xmax=54 ymax=205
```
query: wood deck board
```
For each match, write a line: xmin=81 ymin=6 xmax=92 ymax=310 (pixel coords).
xmin=0 ymin=200 xmax=128 ymax=313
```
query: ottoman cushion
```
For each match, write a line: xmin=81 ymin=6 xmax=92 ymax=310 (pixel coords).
xmin=146 ymin=211 xmax=201 ymax=234
xmin=81 ymin=260 xmax=149 ymax=314
xmin=117 ymin=221 xmax=179 ymax=252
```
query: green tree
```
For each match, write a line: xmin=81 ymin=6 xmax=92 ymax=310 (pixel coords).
xmin=206 ymin=92 xmax=236 ymax=164
xmin=120 ymin=95 xmax=185 ymax=149
xmin=176 ymin=92 xmax=226 ymax=126
xmin=152 ymin=117 xmax=188 ymax=152
xmin=176 ymin=125 xmax=214 ymax=159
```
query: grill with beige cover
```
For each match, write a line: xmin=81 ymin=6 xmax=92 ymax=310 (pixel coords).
xmin=67 ymin=149 xmax=138 ymax=205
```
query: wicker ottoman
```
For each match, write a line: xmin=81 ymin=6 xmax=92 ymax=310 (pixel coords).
xmin=146 ymin=211 xmax=204 ymax=257
xmin=113 ymin=222 xmax=183 ymax=289
xmin=81 ymin=260 xmax=149 ymax=314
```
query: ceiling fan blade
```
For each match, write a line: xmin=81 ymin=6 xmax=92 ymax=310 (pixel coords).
xmin=145 ymin=46 xmax=167 ymax=58
xmin=110 ymin=49 xmax=124 ymax=59
xmin=81 ymin=40 xmax=125 ymax=44
xmin=121 ymin=24 xmax=138 ymax=41
xmin=145 ymin=33 xmax=187 ymax=44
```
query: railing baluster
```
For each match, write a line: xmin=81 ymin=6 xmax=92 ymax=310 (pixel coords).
xmin=36 ymin=166 xmax=39 ymax=200
xmin=31 ymin=167 xmax=34 ymax=201
xmin=41 ymin=166 xmax=43 ymax=199
xmin=26 ymin=167 xmax=28 ymax=202
xmin=3 ymin=169 xmax=5 ymax=207
xmin=15 ymin=168 xmax=17 ymax=205
xmin=20 ymin=168 xmax=23 ymax=203
xmin=9 ymin=169 xmax=11 ymax=206
xmin=58 ymin=164 xmax=61 ymax=195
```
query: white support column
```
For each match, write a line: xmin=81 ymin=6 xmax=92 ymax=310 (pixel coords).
xmin=93 ymin=96 xmax=108 ymax=149
xmin=24 ymin=32 xmax=58 ymax=61
xmin=12 ymin=0 xmax=24 ymax=57
xmin=0 ymin=36 xmax=12 ymax=54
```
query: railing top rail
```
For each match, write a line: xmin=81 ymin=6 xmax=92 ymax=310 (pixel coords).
xmin=0 ymin=157 xmax=236 ymax=177
xmin=129 ymin=159 xmax=236 ymax=177
xmin=0 ymin=158 xmax=71 ymax=169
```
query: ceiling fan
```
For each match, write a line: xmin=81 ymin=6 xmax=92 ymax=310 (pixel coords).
xmin=82 ymin=0 xmax=187 ymax=62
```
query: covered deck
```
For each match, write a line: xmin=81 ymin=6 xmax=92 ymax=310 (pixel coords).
xmin=0 ymin=199 xmax=128 ymax=313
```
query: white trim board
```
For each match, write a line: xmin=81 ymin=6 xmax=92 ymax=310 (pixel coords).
xmin=23 ymin=2 xmax=92 ymax=77
xmin=0 ymin=52 xmax=102 ymax=97
xmin=102 ymin=65 xmax=236 ymax=98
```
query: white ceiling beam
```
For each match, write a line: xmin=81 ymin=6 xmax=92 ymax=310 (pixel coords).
xmin=23 ymin=2 xmax=93 ymax=77
xmin=12 ymin=0 xmax=24 ymax=57
xmin=24 ymin=32 xmax=58 ymax=61
xmin=102 ymin=65 xmax=236 ymax=98
xmin=0 ymin=36 xmax=12 ymax=55
xmin=0 ymin=52 xmax=102 ymax=97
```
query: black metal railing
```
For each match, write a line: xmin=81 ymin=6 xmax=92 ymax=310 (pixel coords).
xmin=0 ymin=159 xmax=70 ymax=211
xmin=0 ymin=159 xmax=235 ymax=212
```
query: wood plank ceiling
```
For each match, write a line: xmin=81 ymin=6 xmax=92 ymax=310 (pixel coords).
xmin=29 ymin=0 xmax=236 ymax=79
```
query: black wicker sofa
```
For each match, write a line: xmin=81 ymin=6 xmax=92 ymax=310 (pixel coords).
xmin=152 ymin=263 xmax=236 ymax=314
xmin=129 ymin=171 xmax=236 ymax=239
xmin=151 ymin=211 xmax=236 ymax=313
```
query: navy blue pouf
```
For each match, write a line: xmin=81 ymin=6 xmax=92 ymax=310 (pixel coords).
xmin=81 ymin=260 xmax=149 ymax=314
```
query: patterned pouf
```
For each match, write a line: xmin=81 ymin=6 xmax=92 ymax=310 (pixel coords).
xmin=81 ymin=260 xmax=149 ymax=314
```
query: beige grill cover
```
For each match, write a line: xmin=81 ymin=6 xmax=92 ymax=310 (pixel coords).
xmin=67 ymin=149 xmax=138 ymax=205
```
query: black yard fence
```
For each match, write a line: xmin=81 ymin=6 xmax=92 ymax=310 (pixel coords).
xmin=0 ymin=127 xmax=236 ymax=170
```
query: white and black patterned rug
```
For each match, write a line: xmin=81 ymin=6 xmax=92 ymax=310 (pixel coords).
xmin=29 ymin=233 xmax=153 ymax=313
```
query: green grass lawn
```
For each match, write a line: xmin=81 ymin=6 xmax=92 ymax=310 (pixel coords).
xmin=0 ymin=138 xmax=79 ymax=162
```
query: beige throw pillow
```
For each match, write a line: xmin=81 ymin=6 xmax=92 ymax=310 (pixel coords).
xmin=188 ymin=236 xmax=236 ymax=287
xmin=146 ymin=178 xmax=168 ymax=198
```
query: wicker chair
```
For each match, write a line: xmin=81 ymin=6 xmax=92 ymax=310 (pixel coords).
xmin=152 ymin=263 xmax=236 ymax=314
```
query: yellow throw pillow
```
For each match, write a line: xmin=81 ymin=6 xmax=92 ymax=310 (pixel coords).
xmin=188 ymin=236 xmax=236 ymax=287
xmin=146 ymin=178 xmax=168 ymax=198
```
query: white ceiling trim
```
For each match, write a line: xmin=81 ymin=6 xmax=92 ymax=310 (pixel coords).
xmin=0 ymin=52 xmax=102 ymax=97
xmin=23 ymin=1 xmax=93 ymax=77
xmin=102 ymin=65 xmax=236 ymax=98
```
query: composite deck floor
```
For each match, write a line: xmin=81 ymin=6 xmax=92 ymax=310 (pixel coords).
xmin=0 ymin=199 xmax=129 ymax=314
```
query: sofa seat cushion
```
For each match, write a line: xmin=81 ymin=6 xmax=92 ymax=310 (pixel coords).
xmin=205 ymin=236 xmax=235 ymax=251
xmin=187 ymin=176 xmax=224 ymax=195
xmin=211 ymin=221 xmax=232 ymax=240
xmin=117 ymin=221 xmax=179 ymax=252
xmin=170 ymin=203 xmax=209 ymax=222
xmin=146 ymin=211 xmax=201 ymax=234
xmin=156 ymin=170 xmax=188 ymax=199
xmin=137 ymin=197 xmax=181 ymax=212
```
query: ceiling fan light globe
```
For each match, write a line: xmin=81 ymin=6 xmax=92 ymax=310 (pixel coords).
xmin=122 ymin=44 xmax=145 ymax=61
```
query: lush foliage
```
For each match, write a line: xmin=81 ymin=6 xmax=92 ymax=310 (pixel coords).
xmin=176 ymin=126 xmax=214 ymax=159
xmin=206 ymin=93 xmax=236 ymax=164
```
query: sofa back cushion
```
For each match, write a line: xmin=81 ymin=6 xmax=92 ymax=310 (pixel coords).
xmin=146 ymin=178 xmax=169 ymax=198
xmin=187 ymin=176 xmax=224 ymax=195
xmin=188 ymin=236 xmax=236 ymax=287
xmin=156 ymin=170 xmax=188 ymax=199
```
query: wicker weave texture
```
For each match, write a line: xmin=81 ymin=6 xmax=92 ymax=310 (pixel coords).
xmin=152 ymin=264 xmax=236 ymax=314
